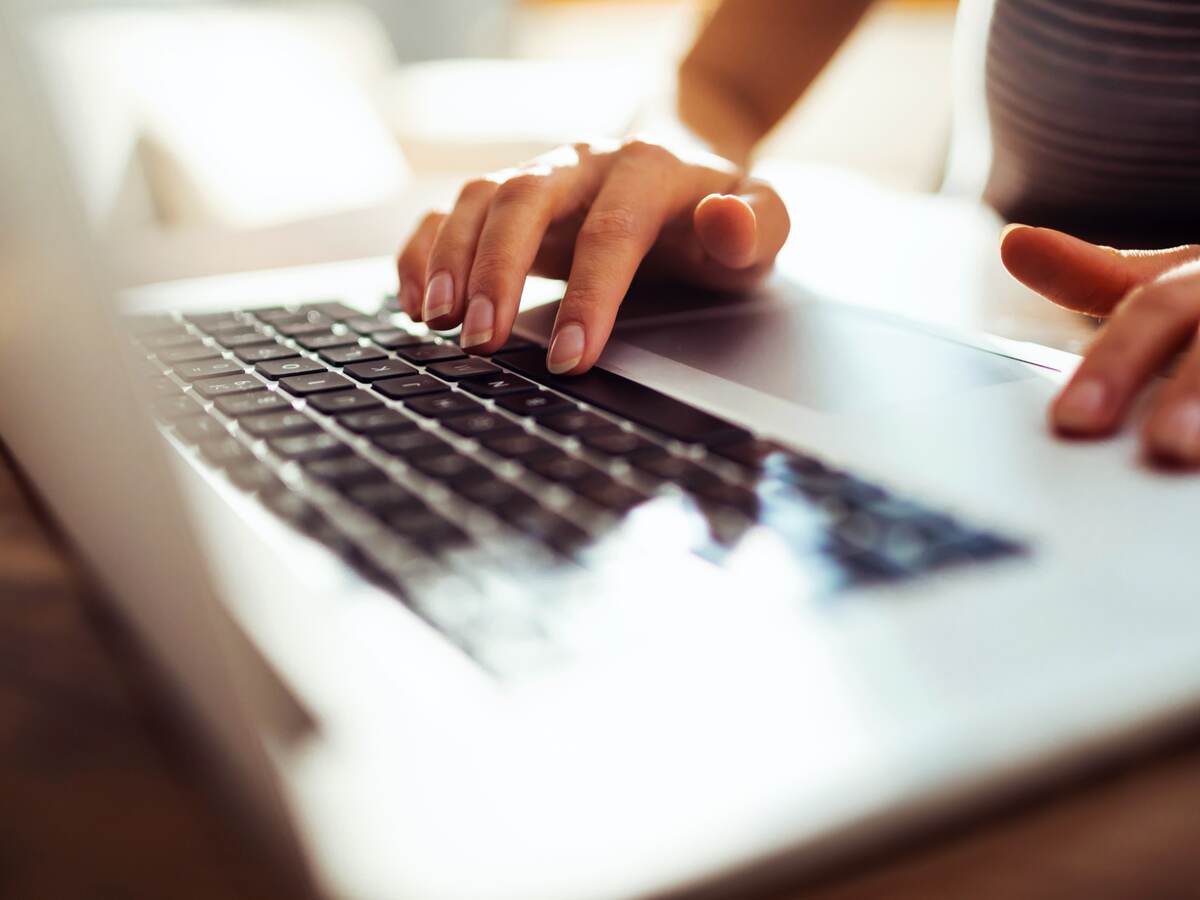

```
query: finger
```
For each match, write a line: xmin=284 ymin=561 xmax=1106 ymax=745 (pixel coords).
xmin=692 ymin=181 xmax=789 ymax=270
xmin=1052 ymin=273 xmax=1200 ymax=436
xmin=547 ymin=143 xmax=699 ymax=374
xmin=1000 ymin=224 xmax=1200 ymax=316
xmin=420 ymin=178 xmax=498 ymax=327
xmin=396 ymin=211 xmax=444 ymax=319
xmin=1139 ymin=270 xmax=1200 ymax=465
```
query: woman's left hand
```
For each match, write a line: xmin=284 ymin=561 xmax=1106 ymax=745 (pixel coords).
xmin=1000 ymin=224 xmax=1200 ymax=466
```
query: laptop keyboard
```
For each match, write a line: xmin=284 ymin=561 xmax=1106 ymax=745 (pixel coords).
xmin=127 ymin=300 xmax=1025 ymax=673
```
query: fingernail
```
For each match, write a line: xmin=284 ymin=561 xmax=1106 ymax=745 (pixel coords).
xmin=461 ymin=295 xmax=494 ymax=348
xmin=999 ymin=223 xmax=1030 ymax=244
xmin=422 ymin=271 xmax=454 ymax=321
xmin=1154 ymin=400 xmax=1200 ymax=462
xmin=400 ymin=281 xmax=421 ymax=319
xmin=547 ymin=323 xmax=585 ymax=374
xmin=1055 ymin=379 xmax=1108 ymax=432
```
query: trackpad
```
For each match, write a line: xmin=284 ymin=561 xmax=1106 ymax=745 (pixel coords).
xmin=618 ymin=302 xmax=1036 ymax=414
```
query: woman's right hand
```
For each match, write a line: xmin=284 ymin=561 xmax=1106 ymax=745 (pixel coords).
xmin=395 ymin=138 xmax=790 ymax=375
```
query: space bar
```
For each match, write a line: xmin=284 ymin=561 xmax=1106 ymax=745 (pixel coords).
xmin=497 ymin=349 xmax=748 ymax=445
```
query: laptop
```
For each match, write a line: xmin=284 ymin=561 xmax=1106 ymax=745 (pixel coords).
xmin=5 ymin=7 xmax=1200 ymax=899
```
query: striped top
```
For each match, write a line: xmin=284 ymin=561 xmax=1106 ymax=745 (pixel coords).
xmin=982 ymin=0 xmax=1200 ymax=247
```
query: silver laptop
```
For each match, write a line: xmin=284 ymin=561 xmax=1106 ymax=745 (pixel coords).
xmin=5 ymin=7 xmax=1200 ymax=899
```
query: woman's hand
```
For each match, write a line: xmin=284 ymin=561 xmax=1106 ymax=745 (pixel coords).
xmin=1000 ymin=224 xmax=1200 ymax=465
xmin=396 ymin=139 xmax=789 ymax=374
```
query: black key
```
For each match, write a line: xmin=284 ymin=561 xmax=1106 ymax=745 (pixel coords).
xmin=198 ymin=436 xmax=253 ymax=469
xmin=320 ymin=344 xmax=386 ymax=366
xmin=427 ymin=358 xmax=502 ymax=380
xmin=191 ymin=374 xmax=264 ymax=399
xmin=279 ymin=372 xmax=354 ymax=396
xmin=257 ymin=357 xmax=325 ymax=380
xmin=205 ymin=324 xmax=259 ymax=341
xmin=235 ymin=343 xmax=298 ymax=363
xmin=145 ymin=376 xmax=183 ymax=397
xmin=574 ymin=476 xmax=650 ymax=512
xmin=631 ymin=450 xmax=721 ymax=490
xmin=303 ymin=455 xmax=387 ymax=487
xmin=344 ymin=316 xmax=388 ymax=334
xmin=397 ymin=343 xmax=467 ymax=364
xmin=460 ymin=373 xmax=537 ymax=398
xmin=711 ymin=438 xmax=790 ymax=470
xmin=500 ymin=348 xmax=750 ymax=445
xmin=500 ymin=506 xmax=589 ymax=556
xmin=261 ymin=491 xmax=318 ymax=527
xmin=217 ymin=330 xmax=274 ymax=350
xmin=346 ymin=481 xmax=426 ymax=516
xmin=442 ymin=412 xmax=521 ymax=438
xmin=405 ymin=392 xmax=483 ymax=419
xmin=184 ymin=312 xmax=242 ymax=332
xmin=226 ymin=461 xmax=282 ymax=493
xmin=239 ymin=410 xmax=318 ymax=438
xmin=338 ymin=409 xmax=415 ymax=436
xmin=372 ymin=374 xmax=446 ymax=400
xmin=490 ymin=335 xmax=536 ymax=354
xmin=151 ymin=395 xmax=200 ymax=421
xmin=156 ymin=344 xmax=221 ymax=365
xmin=174 ymin=359 xmax=245 ymax=381
xmin=174 ymin=415 xmax=227 ymax=444
xmin=370 ymin=329 xmax=426 ymax=349
xmin=580 ymin=428 xmax=656 ymax=456
xmin=215 ymin=390 xmax=291 ymax=417
xmin=480 ymin=432 xmax=555 ymax=459
xmin=688 ymin=480 xmax=759 ymax=515
xmin=296 ymin=331 xmax=358 ymax=351
xmin=525 ymin=452 xmax=604 ymax=484
xmin=345 ymin=359 xmax=417 ymax=382
xmin=456 ymin=478 xmax=536 ymax=511
xmin=249 ymin=306 xmax=297 ymax=323
xmin=307 ymin=390 xmax=382 ymax=416
xmin=385 ymin=509 xmax=470 ymax=551
xmin=538 ymin=409 xmax=610 ymax=436
xmin=269 ymin=432 xmax=350 ymax=461
xmin=409 ymin=452 xmax=491 ymax=483
xmin=372 ymin=428 xmax=449 ymax=457
xmin=496 ymin=392 xmax=573 ymax=417
xmin=274 ymin=321 xmax=331 ymax=338
xmin=312 ymin=301 xmax=360 ymax=321
xmin=140 ymin=330 xmax=198 ymax=351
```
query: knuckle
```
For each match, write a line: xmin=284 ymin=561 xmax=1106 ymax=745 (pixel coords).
xmin=494 ymin=172 xmax=549 ymax=206
xmin=578 ymin=206 xmax=642 ymax=246
xmin=456 ymin=177 xmax=496 ymax=204
xmin=618 ymin=138 xmax=674 ymax=167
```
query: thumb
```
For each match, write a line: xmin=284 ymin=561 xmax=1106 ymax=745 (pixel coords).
xmin=999 ymin=224 xmax=1200 ymax=316
xmin=693 ymin=182 xmax=789 ymax=270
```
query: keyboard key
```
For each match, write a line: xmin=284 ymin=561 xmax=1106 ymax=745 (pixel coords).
xmin=320 ymin=344 xmax=386 ymax=366
xmin=688 ymin=480 xmax=759 ymax=515
xmin=459 ymin=373 xmax=537 ymax=398
xmin=248 ymin=307 xmax=295 ymax=323
xmin=499 ymin=506 xmax=589 ymax=555
xmin=496 ymin=392 xmax=573 ymax=417
xmin=174 ymin=415 xmax=227 ymax=444
xmin=427 ymin=358 xmax=502 ymax=380
xmin=372 ymin=428 xmax=449 ymax=457
xmin=580 ymin=428 xmax=656 ymax=456
xmin=312 ymin=301 xmax=360 ymax=321
xmin=217 ymin=330 xmax=274 ymax=350
xmin=631 ymin=450 xmax=720 ymax=490
xmin=490 ymin=335 xmax=536 ymax=354
xmin=303 ymin=455 xmax=387 ymax=487
xmin=370 ymin=329 xmax=427 ymax=350
xmin=156 ymin=344 xmax=221 ymax=365
xmin=239 ymin=410 xmax=318 ymax=438
xmin=710 ymin=438 xmax=790 ymax=470
xmin=525 ymin=452 xmax=605 ymax=484
xmin=346 ymin=481 xmax=426 ymax=516
xmin=192 ymin=374 xmax=264 ymax=398
xmin=256 ymin=357 xmax=325 ymax=380
xmin=342 ymin=316 xmax=387 ymax=334
xmin=345 ymin=360 xmax=417 ymax=382
xmin=174 ymin=359 xmax=245 ymax=381
xmin=480 ymin=432 xmax=555 ymax=459
xmin=500 ymin=348 xmax=749 ymax=445
xmin=574 ymin=476 xmax=650 ymax=512
xmin=372 ymin=374 xmax=446 ymax=400
xmin=397 ymin=343 xmax=467 ymax=364
xmin=279 ymin=372 xmax=354 ymax=396
xmin=144 ymin=376 xmax=183 ymax=397
xmin=269 ymin=432 xmax=350 ymax=461
xmin=338 ymin=409 xmax=415 ymax=436
xmin=198 ymin=436 xmax=253 ymax=468
xmin=538 ymin=409 xmax=610 ymax=436
xmin=296 ymin=331 xmax=358 ymax=351
xmin=141 ymin=332 xmax=200 ymax=352
xmin=404 ymin=392 xmax=483 ymax=419
xmin=455 ymin=478 xmax=536 ymax=512
xmin=385 ymin=509 xmax=470 ymax=552
xmin=409 ymin=452 xmax=491 ymax=483
xmin=226 ymin=460 xmax=282 ymax=493
xmin=442 ymin=412 xmax=521 ymax=438
xmin=307 ymin=390 xmax=382 ymax=416
xmin=261 ymin=491 xmax=319 ymax=527
xmin=234 ymin=344 xmax=298 ymax=363
xmin=185 ymin=313 xmax=243 ymax=333
xmin=215 ymin=390 xmax=291 ymax=416
xmin=135 ymin=324 xmax=190 ymax=344
xmin=150 ymin=395 xmax=200 ymax=421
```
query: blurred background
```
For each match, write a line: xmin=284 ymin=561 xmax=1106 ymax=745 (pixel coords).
xmin=29 ymin=0 xmax=959 ymax=286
